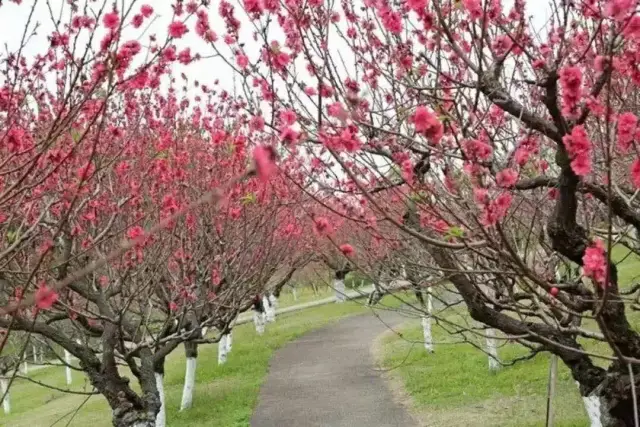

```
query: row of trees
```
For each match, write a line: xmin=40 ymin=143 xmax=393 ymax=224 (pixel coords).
xmin=4 ymin=0 xmax=640 ymax=426
xmin=0 ymin=1 xmax=319 ymax=425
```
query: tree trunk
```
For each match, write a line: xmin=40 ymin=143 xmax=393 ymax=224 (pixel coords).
xmin=218 ymin=334 xmax=228 ymax=365
xmin=253 ymin=309 xmax=265 ymax=335
xmin=268 ymin=294 xmax=278 ymax=321
xmin=421 ymin=288 xmax=434 ymax=353
xmin=334 ymin=278 xmax=346 ymax=302
xmin=64 ymin=349 xmax=73 ymax=385
xmin=226 ymin=330 xmax=233 ymax=353
xmin=1 ymin=377 xmax=10 ymax=414
xmin=180 ymin=341 xmax=197 ymax=410
xmin=264 ymin=295 xmax=275 ymax=322
xmin=32 ymin=345 xmax=37 ymax=363
xmin=147 ymin=355 xmax=165 ymax=427
xmin=486 ymin=328 xmax=500 ymax=371
xmin=154 ymin=372 xmax=165 ymax=427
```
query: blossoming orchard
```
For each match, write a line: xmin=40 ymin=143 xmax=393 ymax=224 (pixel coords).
xmin=2 ymin=0 xmax=640 ymax=426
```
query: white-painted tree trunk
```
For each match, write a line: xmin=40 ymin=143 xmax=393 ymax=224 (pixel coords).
xmin=253 ymin=311 xmax=265 ymax=335
xmin=268 ymin=294 xmax=278 ymax=322
xmin=218 ymin=335 xmax=228 ymax=365
xmin=38 ymin=347 xmax=44 ymax=363
xmin=422 ymin=288 xmax=434 ymax=353
xmin=155 ymin=373 xmax=165 ymax=427
xmin=180 ymin=357 xmax=197 ymax=411
xmin=64 ymin=350 xmax=72 ymax=385
xmin=334 ymin=278 xmax=346 ymax=303
xmin=32 ymin=345 xmax=37 ymax=363
xmin=583 ymin=395 xmax=604 ymax=427
xmin=21 ymin=360 xmax=28 ymax=374
xmin=263 ymin=296 xmax=275 ymax=323
xmin=486 ymin=328 xmax=500 ymax=371
xmin=482 ymin=286 xmax=500 ymax=371
xmin=292 ymin=287 xmax=297 ymax=301
xmin=226 ymin=331 xmax=232 ymax=353
xmin=0 ymin=378 xmax=10 ymax=414
xmin=265 ymin=299 xmax=275 ymax=323
xmin=201 ymin=327 xmax=208 ymax=337
xmin=576 ymin=381 xmax=607 ymax=427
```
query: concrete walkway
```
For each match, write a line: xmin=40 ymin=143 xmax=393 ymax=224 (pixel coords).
xmin=251 ymin=310 xmax=418 ymax=427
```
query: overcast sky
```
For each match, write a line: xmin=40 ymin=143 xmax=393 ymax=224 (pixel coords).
xmin=0 ymin=0 xmax=551 ymax=96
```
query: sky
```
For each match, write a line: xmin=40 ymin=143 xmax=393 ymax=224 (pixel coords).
xmin=0 ymin=0 xmax=552 ymax=95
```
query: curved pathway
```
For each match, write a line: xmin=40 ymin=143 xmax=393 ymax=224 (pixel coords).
xmin=251 ymin=310 xmax=418 ymax=427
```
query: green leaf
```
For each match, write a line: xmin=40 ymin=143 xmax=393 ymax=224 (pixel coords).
xmin=6 ymin=230 xmax=17 ymax=244
xmin=446 ymin=226 xmax=464 ymax=238
xmin=241 ymin=192 xmax=257 ymax=205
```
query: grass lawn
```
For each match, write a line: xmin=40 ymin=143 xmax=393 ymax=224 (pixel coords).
xmin=1 ymin=295 xmax=399 ymax=427
xmin=376 ymin=246 xmax=640 ymax=427
xmin=378 ymin=317 xmax=588 ymax=427
xmin=276 ymin=285 xmax=334 ymax=308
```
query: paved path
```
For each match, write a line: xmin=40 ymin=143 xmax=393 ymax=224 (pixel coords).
xmin=251 ymin=310 xmax=418 ymax=427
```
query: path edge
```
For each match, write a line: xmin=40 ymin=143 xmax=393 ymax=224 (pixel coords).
xmin=370 ymin=323 xmax=426 ymax=427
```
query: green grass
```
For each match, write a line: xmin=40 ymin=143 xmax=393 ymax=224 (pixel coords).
xmin=2 ymin=296 xmax=398 ymax=427
xmin=379 ymin=318 xmax=588 ymax=427
xmin=377 ymin=247 xmax=640 ymax=427
xmin=276 ymin=286 xmax=334 ymax=308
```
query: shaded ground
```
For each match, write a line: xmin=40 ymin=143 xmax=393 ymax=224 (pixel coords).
xmin=251 ymin=310 xmax=418 ymax=427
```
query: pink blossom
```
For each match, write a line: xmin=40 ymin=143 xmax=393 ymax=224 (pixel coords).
xmin=141 ymin=4 xmax=154 ymax=17
xmin=492 ymin=35 xmax=513 ymax=56
xmin=496 ymin=168 xmax=518 ymax=188
xmin=562 ymin=125 xmax=592 ymax=176
xmin=121 ymin=40 xmax=141 ymax=56
xmin=279 ymin=109 xmax=297 ymax=125
xmin=314 ymin=217 xmax=332 ymax=234
xmin=340 ymin=244 xmax=355 ymax=256
xmin=133 ymin=13 xmax=145 ymax=27
xmin=407 ymin=0 xmax=428 ymax=11
xmin=168 ymin=21 xmax=188 ymax=38
xmin=583 ymin=240 xmax=608 ymax=286
xmin=401 ymin=159 xmax=414 ymax=185
xmin=463 ymin=0 xmax=483 ymax=19
xmin=380 ymin=8 xmax=403 ymax=34
xmin=571 ymin=153 xmax=592 ymax=176
xmin=178 ymin=48 xmax=192 ymax=64
xmin=464 ymin=139 xmax=493 ymax=161
xmin=559 ymin=66 xmax=583 ymax=118
xmin=35 ymin=284 xmax=58 ymax=310
xmin=412 ymin=106 xmax=443 ymax=143
xmin=473 ymin=187 xmax=489 ymax=204
xmin=605 ymin=0 xmax=636 ymax=20
xmin=127 ymin=225 xmax=145 ymax=241
xmin=481 ymin=192 xmax=513 ymax=226
xmin=328 ymin=102 xmax=348 ymax=121
xmin=244 ymin=0 xmax=264 ymax=15
xmin=617 ymin=112 xmax=637 ymax=152
xmin=280 ymin=127 xmax=300 ymax=145
xmin=632 ymin=159 xmax=640 ymax=188
xmin=250 ymin=115 xmax=265 ymax=131
xmin=253 ymin=145 xmax=277 ymax=182
xmin=624 ymin=15 xmax=640 ymax=39
xmin=103 ymin=12 xmax=120 ymax=29
xmin=236 ymin=53 xmax=249 ymax=69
